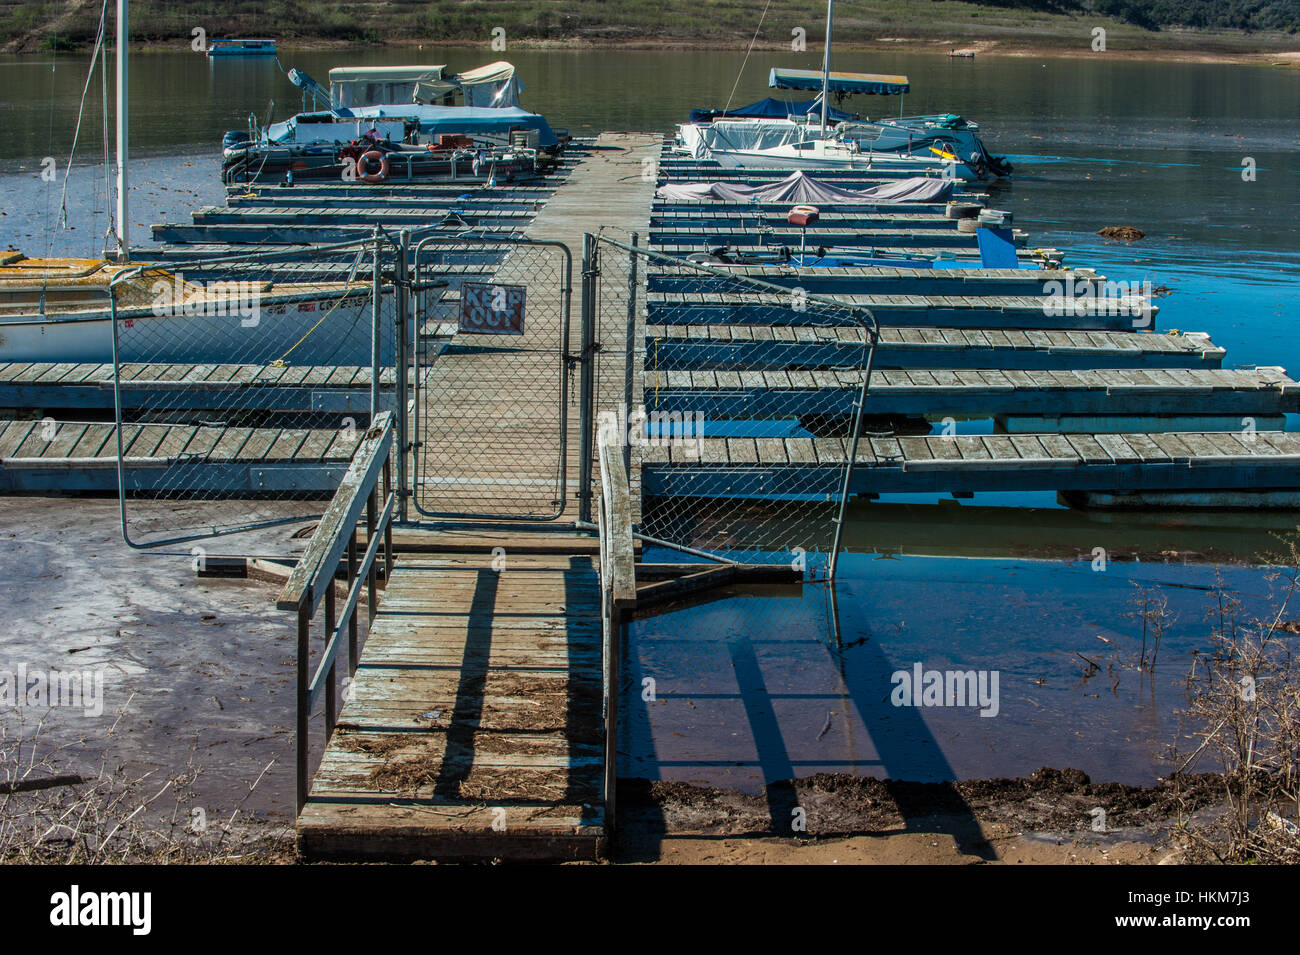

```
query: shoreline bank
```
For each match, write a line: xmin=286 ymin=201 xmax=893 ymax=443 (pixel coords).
xmin=9 ymin=35 xmax=1299 ymax=67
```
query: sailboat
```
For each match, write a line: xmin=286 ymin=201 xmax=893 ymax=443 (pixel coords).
xmin=0 ymin=4 xmax=379 ymax=365
xmin=676 ymin=1 xmax=1011 ymax=179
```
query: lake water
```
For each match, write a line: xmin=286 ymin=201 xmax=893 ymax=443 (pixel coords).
xmin=3 ymin=47 xmax=1299 ymax=793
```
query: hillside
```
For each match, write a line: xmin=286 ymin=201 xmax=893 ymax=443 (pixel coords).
xmin=4 ymin=0 xmax=1299 ymax=54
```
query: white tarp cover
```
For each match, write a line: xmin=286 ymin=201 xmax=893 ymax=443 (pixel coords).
xmin=330 ymin=66 xmax=445 ymax=108
xmin=656 ymin=171 xmax=955 ymax=203
xmin=452 ymin=61 xmax=522 ymax=108
xmin=679 ymin=119 xmax=804 ymax=160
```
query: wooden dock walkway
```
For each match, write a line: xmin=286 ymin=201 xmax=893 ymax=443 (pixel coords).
xmin=297 ymin=533 xmax=607 ymax=862
xmin=413 ymin=132 xmax=660 ymax=519
xmin=296 ymin=134 xmax=659 ymax=861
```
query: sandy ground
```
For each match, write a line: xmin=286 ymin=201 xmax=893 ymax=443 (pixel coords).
xmin=642 ymin=827 xmax=1166 ymax=864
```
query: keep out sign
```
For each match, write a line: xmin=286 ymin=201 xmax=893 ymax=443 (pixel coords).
xmin=459 ymin=282 xmax=526 ymax=335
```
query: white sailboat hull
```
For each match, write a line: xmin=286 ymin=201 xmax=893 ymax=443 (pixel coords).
xmin=0 ymin=292 xmax=385 ymax=366
xmin=709 ymin=143 xmax=976 ymax=178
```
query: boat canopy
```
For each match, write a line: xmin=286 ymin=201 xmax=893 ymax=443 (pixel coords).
xmin=412 ymin=61 xmax=523 ymax=108
xmin=769 ymin=67 xmax=910 ymax=95
xmin=266 ymin=104 xmax=557 ymax=147
xmin=688 ymin=97 xmax=854 ymax=124
xmin=449 ymin=61 xmax=523 ymax=108
xmin=330 ymin=66 xmax=447 ymax=108
xmin=656 ymin=171 xmax=953 ymax=203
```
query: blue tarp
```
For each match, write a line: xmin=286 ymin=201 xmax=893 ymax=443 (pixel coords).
xmin=769 ymin=67 xmax=910 ymax=95
xmin=267 ymin=105 xmax=558 ymax=147
xmin=688 ymin=97 xmax=854 ymax=124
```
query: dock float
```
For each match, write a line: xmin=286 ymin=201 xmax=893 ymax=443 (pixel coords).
xmin=0 ymin=362 xmax=402 ymax=415
xmin=645 ymin=290 xmax=1152 ymax=331
xmin=643 ymin=366 xmax=1296 ymax=423
xmin=645 ymin=325 xmax=1224 ymax=370
xmin=0 ymin=419 xmax=360 ymax=493
xmin=640 ymin=432 xmax=1300 ymax=500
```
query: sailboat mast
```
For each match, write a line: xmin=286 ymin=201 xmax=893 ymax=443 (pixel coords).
xmin=114 ymin=0 xmax=128 ymax=261
xmin=819 ymin=0 xmax=833 ymax=135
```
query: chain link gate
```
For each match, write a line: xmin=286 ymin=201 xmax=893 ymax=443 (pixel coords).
xmin=581 ymin=234 xmax=877 ymax=579
xmin=108 ymin=238 xmax=399 ymax=550
xmin=410 ymin=235 xmax=573 ymax=520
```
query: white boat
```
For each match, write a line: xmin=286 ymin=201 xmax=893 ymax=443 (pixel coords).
xmin=705 ymin=129 xmax=975 ymax=177
xmin=0 ymin=256 xmax=380 ymax=365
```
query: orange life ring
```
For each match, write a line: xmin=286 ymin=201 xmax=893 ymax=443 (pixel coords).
xmin=356 ymin=149 xmax=389 ymax=183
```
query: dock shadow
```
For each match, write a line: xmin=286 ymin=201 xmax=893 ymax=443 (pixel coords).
xmin=615 ymin=580 xmax=996 ymax=863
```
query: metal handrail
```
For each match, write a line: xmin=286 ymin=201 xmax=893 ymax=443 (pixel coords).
xmin=277 ymin=410 xmax=397 ymax=811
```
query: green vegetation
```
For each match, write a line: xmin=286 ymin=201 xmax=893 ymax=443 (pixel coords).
xmin=3 ymin=0 xmax=1299 ymax=53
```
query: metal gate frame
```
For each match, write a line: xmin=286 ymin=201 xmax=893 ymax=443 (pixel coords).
xmin=108 ymin=234 xmax=396 ymax=551
xmin=408 ymin=232 xmax=574 ymax=522
xmin=574 ymin=232 xmax=880 ymax=581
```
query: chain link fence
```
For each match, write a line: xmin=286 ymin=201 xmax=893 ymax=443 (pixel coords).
xmin=411 ymin=236 xmax=573 ymax=521
xmin=585 ymin=234 xmax=875 ymax=579
xmin=108 ymin=239 xmax=399 ymax=549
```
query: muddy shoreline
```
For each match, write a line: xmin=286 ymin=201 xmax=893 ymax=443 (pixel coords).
xmin=617 ymin=768 xmax=1229 ymax=864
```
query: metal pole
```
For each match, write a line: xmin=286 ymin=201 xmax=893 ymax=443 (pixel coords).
xmin=396 ymin=230 xmax=411 ymax=522
xmin=819 ymin=0 xmax=834 ymax=137
xmin=623 ymin=234 xmax=638 ymax=479
xmin=605 ymin=606 xmax=622 ymax=844
xmin=114 ymin=0 xmax=129 ymax=260
xmin=295 ymin=606 xmax=310 ymax=812
xmin=577 ymin=234 xmax=598 ymax=524
xmin=370 ymin=227 xmax=381 ymax=416
xmin=347 ymin=531 xmax=359 ymax=672
xmin=324 ymin=583 xmax=337 ymax=737
xmin=827 ymin=315 xmax=877 ymax=582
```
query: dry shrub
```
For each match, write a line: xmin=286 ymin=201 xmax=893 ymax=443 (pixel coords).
xmin=0 ymin=700 xmax=292 ymax=864
xmin=1169 ymin=545 xmax=1300 ymax=864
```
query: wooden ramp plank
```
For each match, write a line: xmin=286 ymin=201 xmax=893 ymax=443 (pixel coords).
xmin=296 ymin=549 xmax=606 ymax=863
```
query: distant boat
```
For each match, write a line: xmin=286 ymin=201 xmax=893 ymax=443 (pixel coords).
xmin=948 ymin=49 xmax=976 ymax=59
xmin=207 ymin=38 xmax=277 ymax=57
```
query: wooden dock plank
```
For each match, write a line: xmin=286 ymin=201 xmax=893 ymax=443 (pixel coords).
xmin=296 ymin=550 xmax=606 ymax=863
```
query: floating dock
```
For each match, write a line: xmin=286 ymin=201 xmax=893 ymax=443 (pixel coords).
xmin=13 ymin=128 xmax=1300 ymax=865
